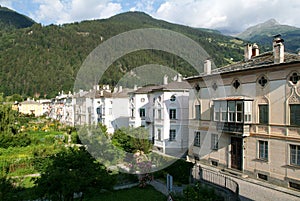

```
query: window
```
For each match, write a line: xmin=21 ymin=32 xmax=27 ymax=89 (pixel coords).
xmin=195 ymin=105 xmax=201 ymax=120
xmin=290 ymin=72 xmax=300 ymax=85
xmin=259 ymin=105 xmax=269 ymax=124
xmin=244 ymin=101 xmax=252 ymax=123
xmin=221 ymin=101 xmax=227 ymax=122
xmin=236 ymin=102 xmax=243 ymax=122
xmin=157 ymin=109 xmax=162 ymax=120
xmin=290 ymin=144 xmax=300 ymax=166
xmin=214 ymin=100 xmax=252 ymax=123
xmin=139 ymin=108 xmax=145 ymax=118
xmin=170 ymin=95 xmax=176 ymax=102
xmin=211 ymin=134 xmax=219 ymax=150
xmin=258 ymin=76 xmax=268 ymax=87
xmin=258 ymin=173 xmax=268 ymax=181
xmin=290 ymin=104 xmax=300 ymax=126
xmin=214 ymin=102 xmax=220 ymax=121
xmin=131 ymin=108 xmax=135 ymax=118
xmin=169 ymin=129 xmax=176 ymax=141
xmin=212 ymin=82 xmax=218 ymax=91
xmin=258 ymin=141 xmax=268 ymax=160
xmin=233 ymin=79 xmax=240 ymax=89
xmin=169 ymin=109 xmax=176 ymax=120
xmin=228 ymin=101 xmax=236 ymax=122
xmin=157 ymin=129 xmax=161 ymax=141
xmin=194 ymin=131 xmax=201 ymax=147
xmin=96 ymin=107 xmax=102 ymax=114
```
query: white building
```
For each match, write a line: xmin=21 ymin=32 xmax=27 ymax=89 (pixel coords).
xmin=73 ymin=85 xmax=133 ymax=133
xmin=129 ymin=75 xmax=191 ymax=157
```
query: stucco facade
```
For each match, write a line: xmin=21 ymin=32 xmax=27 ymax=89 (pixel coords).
xmin=186 ymin=37 xmax=300 ymax=190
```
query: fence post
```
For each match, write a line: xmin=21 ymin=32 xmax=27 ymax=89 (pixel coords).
xmin=199 ymin=166 xmax=203 ymax=180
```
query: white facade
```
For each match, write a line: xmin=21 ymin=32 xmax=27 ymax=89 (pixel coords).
xmin=128 ymin=77 xmax=191 ymax=157
xmin=73 ymin=86 xmax=133 ymax=133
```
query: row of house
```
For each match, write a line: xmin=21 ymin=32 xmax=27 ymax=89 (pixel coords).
xmin=15 ymin=36 xmax=300 ymax=190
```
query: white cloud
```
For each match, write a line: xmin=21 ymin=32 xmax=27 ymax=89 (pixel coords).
xmin=152 ymin=0 xmax=300 ymax=32
xmin=0 ymin=0 xmax=13 ymax=8
xmin=30 ymin=0 xmax=122 ymax=25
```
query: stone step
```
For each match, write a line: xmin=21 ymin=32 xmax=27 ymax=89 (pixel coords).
xmin=221 ymin=168 xmax=248 ymax=178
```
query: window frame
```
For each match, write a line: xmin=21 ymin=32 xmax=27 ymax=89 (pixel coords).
xmin=194 ymin=131 xmax=201 ymax=147
xmin=259 ymin=104 xmax=269 ymax=124
xmin=290 ymin=144 xmax=300 ymax=166
xmin=211 ymin=134 xmax=219 ymax=150
xmin=169 ymin=129 xmax=176 ymax=141
xmin=157 ymin=129 xmax=162 ymax=141
xmin=228 ymin=101 xmax=236 ymax=122
xmin=157 ymin=109 xmax=162 ymax=120
xmin=195 ymin=104 xmax=201 ymax=120
xmin=258 ymin=140 xmax=268 ymax=161
xmin=169 ymin=108 xmax=177 ymax=120
xmin=290 ymin=104 xmax=300 ymax=126
xmin=139 ymin=108 xmax=146 ymax=119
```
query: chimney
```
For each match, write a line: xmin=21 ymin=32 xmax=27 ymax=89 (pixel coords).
xmin=252 ymin=43 xmax=259 ymax=57
xmin=177 ymin=74 xmax=182 ymax=82
xmin=273 ymin=35 xmax=284 ymax=64
xmin=204 ymin=59 xmax=211 ymax=74
xmin=134 ymin=85 xmax=138 ymax=90
xmin=100 ymin=90 xmax=103 ymax=96
xmin=244 ymin=44 xmax=252 ymax=61
xmin=118 ymin=85 xmax=123 ymax=92
xmin=163 ymin=75 xmax=168 ymax=85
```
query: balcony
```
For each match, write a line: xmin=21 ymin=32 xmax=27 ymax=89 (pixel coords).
xmin=217 ymin=122 xmax=250 ymax=136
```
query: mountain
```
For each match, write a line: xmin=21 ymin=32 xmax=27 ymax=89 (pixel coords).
xmin=0 ymin=11 xmax=246 ymax=97
xmin=0 ymin=6 xmax=35 ymax=30
xmin=237 ymin=19 xmax=300 ymax=52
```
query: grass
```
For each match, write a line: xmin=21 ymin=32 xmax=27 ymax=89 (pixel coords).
xmin=82 ymin=186 xmax=166 ymax=201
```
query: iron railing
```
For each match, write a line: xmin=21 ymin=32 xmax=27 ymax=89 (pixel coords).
xmin=200 ymin=168 xmax=239 ymax=195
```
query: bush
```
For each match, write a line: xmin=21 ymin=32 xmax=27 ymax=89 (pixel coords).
xmin=173 ymin=182 xmax=224 ymax=201
xmin=71 ymin=131 xmax=81 ymax=144
xmin=154 ymin=159 xmax=193 ymax=185
xmin=0 ymin=133 xmax=31 ymax=148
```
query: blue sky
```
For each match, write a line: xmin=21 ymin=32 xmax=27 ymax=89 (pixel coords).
xmin=1 ymin=0 xmax=300 ymax=32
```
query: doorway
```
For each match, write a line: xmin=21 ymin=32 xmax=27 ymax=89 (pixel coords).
xmin=231 ymin=137 xmax=243 ymax=170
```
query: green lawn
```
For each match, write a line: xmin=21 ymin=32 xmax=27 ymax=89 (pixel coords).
xmin=83 ymin=186 xmax=166 ymax=201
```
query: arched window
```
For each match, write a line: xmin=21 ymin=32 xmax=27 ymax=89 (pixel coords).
xmin=170 ymin=95 xmax=176 ymax=102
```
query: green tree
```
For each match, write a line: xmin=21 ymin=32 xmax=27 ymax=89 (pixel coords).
xmin=112 ymin=127 xmax=152 ymax=154
xmin=34 ymin=147 xmax=116 ymax=201
xmin=0 ymin=104 xmax=18 ymax=134
xmin=78 ymin=124 xmax=124 ymax=167
xmin=0 ymin=174 xmax=19 ymax=201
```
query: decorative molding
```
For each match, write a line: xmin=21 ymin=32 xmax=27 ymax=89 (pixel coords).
xmin=288 ymin=87 xmax=300 ymax=104
xmin=289 ymin=94 xmax=300 ymax=104
xmin=257 ymin=96 xmax=269 ymax=104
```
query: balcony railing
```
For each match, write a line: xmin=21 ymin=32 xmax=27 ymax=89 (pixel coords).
xmin=217 ymin=122 xmax=250 ymax=136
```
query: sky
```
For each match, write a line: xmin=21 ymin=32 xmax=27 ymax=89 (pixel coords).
xmin=1 ymin=0 xmax=300 ymax=33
